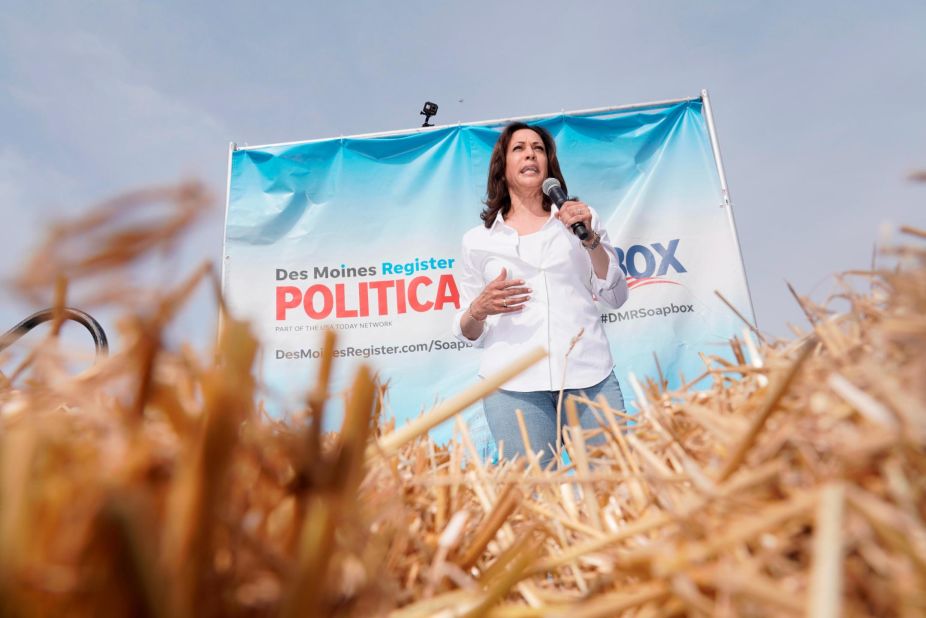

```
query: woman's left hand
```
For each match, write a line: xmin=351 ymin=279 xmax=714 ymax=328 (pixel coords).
xmin=554 ymin=199 xmax=592 ymax=233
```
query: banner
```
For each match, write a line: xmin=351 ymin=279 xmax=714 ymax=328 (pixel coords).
xmin=223 ymin=97 xmax=754 ymax=453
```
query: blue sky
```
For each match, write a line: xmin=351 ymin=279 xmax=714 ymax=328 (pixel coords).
xmin=1 ymin=0 xmax=924 ymax=350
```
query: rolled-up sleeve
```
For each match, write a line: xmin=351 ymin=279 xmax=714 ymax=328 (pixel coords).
xmin=589 ymin=209 xmax=629 ymax=309
xmin=451 ymin=237 xmax=491 ymax=347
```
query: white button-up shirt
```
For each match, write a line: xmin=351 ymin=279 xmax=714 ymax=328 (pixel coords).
xmin=452 ymin=205 xmax=629 ymax=391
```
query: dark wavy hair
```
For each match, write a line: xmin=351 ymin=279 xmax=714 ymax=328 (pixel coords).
xmin=480 ymin=122 xmax=568 ymax=228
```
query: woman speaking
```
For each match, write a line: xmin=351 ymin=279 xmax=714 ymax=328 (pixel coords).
xmin=452 ymin=122 xmax=630 ymax=467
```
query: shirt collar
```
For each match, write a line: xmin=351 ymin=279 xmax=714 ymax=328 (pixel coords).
xmin=489 ymin=205 xmax=560 ymax=234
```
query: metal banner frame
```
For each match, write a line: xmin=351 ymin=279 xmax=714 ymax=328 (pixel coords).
xmin=222 ymin=92 xmax=756 ymax=331
xmin=699 ymin=89 xmax=758 ymax=328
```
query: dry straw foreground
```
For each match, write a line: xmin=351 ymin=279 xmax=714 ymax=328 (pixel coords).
xmin=1 ymin=182 xmax=924 ymax=617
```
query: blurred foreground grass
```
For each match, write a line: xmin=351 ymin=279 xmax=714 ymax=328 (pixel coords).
xmin=1 ymin=182 xmax=925 ymax=617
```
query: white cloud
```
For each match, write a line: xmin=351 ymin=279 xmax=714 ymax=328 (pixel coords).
xmin=2 ymin=12 xmax=228 ymax=188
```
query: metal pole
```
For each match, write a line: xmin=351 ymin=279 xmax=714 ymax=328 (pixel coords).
xmin=700 ymin=89 xmax=758 ymax=328
xmin=220 ymin=141 xmax=236 ymax=295
xmin=217 ymin=142 xmax=236 ymax=344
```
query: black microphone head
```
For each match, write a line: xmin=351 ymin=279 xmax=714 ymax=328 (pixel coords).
xmin=541 ymin=177 xmax=561 ymax=197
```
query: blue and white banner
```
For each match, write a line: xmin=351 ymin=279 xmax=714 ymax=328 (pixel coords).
xmin=223 ymin=98 xmax=754 ymax=448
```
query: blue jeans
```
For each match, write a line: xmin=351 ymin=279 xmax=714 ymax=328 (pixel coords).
xmin=482 ymin=372 xmax=625 ymax=468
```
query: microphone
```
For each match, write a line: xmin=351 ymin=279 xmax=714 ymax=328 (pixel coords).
xmin=542 ymin=178 xmax=589 ymax=241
